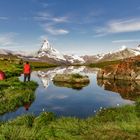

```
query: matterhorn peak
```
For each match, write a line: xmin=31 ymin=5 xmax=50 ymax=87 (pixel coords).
xmin=40 ymin=39 xmax=52 ymax=52
xmin=38 ymin=39 xmax=66 ymax=61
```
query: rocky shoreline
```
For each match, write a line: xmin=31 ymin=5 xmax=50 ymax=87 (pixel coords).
xmin=97 ymin=56 xmax=140 ymax=81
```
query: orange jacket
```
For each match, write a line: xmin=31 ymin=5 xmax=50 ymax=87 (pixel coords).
xmin=24 ymin=64 xmax=31 ymax=74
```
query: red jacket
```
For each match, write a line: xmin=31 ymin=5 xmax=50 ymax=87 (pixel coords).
xmin=24 ymin=64 xmax=31 ymax=74
xmin=0 ymin=71 xmax=5 ymax=80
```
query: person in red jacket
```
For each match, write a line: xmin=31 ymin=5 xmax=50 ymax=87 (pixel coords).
xmin=0 ymin=70 xmax=5 ymax=80
xmin=23 ymin=61 xmax=31 ymax=82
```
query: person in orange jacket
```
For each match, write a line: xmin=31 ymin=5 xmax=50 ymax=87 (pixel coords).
xmin=23 ymin=61 xmax=31 ymax=82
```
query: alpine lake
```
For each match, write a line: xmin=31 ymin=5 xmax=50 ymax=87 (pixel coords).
xmin=0 ymin=66 xmax=136 ymax=121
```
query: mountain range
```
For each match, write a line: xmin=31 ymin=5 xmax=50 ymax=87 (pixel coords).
xmin=0 ymin=39 xmax=140 ymax=64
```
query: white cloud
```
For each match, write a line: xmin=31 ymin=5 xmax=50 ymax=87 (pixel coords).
xmin=0 ymin=33 xmax=18 ymax=47
xmin=44 ymin=25 xmax=69 ymax=35
xmin=112 ymin=39 xmax=140 ymax=43
xmin=95 ymin=18 xmax=140 ymax=37
xmin=35 ymin=12 xmax=69 ymax=35
xmin=34 ymin=12 xmax=68 ymax=23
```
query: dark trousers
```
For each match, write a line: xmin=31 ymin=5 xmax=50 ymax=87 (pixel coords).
xmin=24 ymin=73 xmax=30 ymax=82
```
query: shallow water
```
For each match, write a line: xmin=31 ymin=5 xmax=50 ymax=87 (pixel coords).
xmin=0 ymin=66 xmax=135 ymax=121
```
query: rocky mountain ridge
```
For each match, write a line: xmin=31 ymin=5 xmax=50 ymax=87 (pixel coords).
xmin=1 ymin=40 xmax=140 ymax=65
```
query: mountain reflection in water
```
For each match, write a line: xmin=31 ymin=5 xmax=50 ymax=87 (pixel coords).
xmin=97 ymin=79 xmax=140 ymax=101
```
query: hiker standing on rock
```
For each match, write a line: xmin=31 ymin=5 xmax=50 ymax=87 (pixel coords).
xmin=23 ymin=61 xmax=31 ymax=82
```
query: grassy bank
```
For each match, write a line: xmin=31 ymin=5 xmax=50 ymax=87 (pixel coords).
xmin=0 ymin=60 xmax=38 ymax=114
xmin=0 ymin=102 xmax=140 ymax=140
xmin=0 ymin=78 xmax=38 ymax=115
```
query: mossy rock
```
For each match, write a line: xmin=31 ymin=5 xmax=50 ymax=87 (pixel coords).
xmin=53 ymin=73 xmax=90 ymax=83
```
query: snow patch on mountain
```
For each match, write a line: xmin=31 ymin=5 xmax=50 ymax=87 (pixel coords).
xmin=119 ymin=45 xmax=127 ymax=51
xmin=65 ymin=54 xmax=85 ymax=64
xmin=131 ymin=49 xmax=140 ymax=56
xmin=96 ymin=54 xmax=105 ymax=60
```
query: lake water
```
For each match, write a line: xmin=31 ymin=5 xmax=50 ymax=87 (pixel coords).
xmin=0 ymin=66 xmax=135 ymax=121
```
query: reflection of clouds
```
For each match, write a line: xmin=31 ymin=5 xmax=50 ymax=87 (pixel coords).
xmin=47 ymin=94 xmax=69 ymax=100
xmin=51 ymin=106 xmax=65 ymax=111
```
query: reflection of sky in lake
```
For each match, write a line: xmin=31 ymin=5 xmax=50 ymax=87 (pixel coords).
xmin=0 ymin=67 xmax=134 ymax=121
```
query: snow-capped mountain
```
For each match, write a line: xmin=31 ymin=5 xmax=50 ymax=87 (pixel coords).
xmin=82 ymin=45 xmax=140 ymax=63
xmin=38 ymin=39 xmax=85 ymax=64
xmin=98 ymin=46 xmax=140 ymax=62
xmin=0 ymin=49 xmax=34 ymax=57
xmin=38 ymin=40 xmax=66 ymax=61
xmin=81 ymin=54 xmax=105 ymax=63
xmin=1 ymin=39 xmax=140 ymax=65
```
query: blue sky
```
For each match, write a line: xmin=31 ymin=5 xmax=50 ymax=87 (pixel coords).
xmin=0 ymin=0 xmax=140 ymax=55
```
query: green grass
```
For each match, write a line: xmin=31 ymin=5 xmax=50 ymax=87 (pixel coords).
xmin=29 ymin=61 xmax=58 ymax=69
xmin=0 ymin=77 xmax=38 ymax=115
xmin=0 ymin=103 xmax=140 ymax=140
xmin=88 ymin=60 xmax=120 ymax=68
xmin=0 ymin=60 xmax=38 ymax=115
xmin=0 ymin=60 xmax=22 ymax=78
